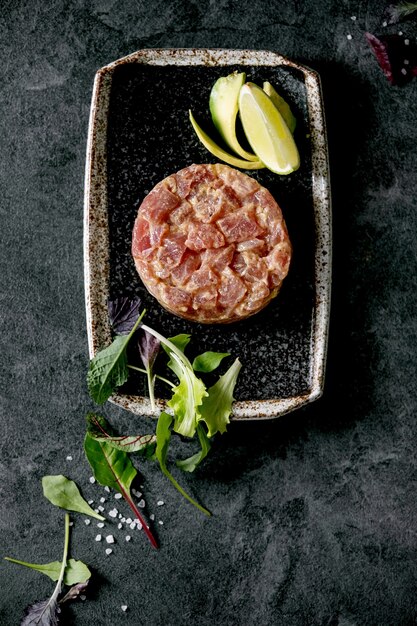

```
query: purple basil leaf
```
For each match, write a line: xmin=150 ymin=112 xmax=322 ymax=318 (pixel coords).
xmin=21 ymin=598 xmax=60 ymax=625
xmin=366 ymin=32 xmax=417 ymax=85
xmin=59 ymin=581 xmax=89 ymax=604
xmin=137 ymin=329 xmax=160 ymax=370
xmin=108 ymin=296 xmax=142 ymax=335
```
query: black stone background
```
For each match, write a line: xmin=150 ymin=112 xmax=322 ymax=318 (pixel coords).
xmin=1 ymin=1 xmax=417 ymax=625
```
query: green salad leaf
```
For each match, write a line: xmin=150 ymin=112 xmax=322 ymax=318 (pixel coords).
xmin=4 ymin=557 xmax=91 ymax=586
xmin=199 ymin=358 xmax=242 ymax=437
xmin=42 ymin=475 xmax=105 ymax=521
xmin=86 ymin=412 xmax=156 ymax=454
xmin=192 ymin=351 xmax=230 ymax=373
xmin=176 ymin=423 xmax=211 ymax=473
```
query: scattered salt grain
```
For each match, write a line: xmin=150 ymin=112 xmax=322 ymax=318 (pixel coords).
xmin=125 ymin=535 xmax=131 ymax=542
xmin=346 ymin=34 xmax=352 ymax=40
xmin=114 ymin=493 xmax=122 ymax=500
xmin=69 ymin=522 xmax=73 ymax=527
xmin=401 ymin=68 xmax=407 ymax=75
xmin=106 ymin=535 xmax=115 ymax=544
xmin=80 ymin=595 xmax=87 ymax=601
xmin=138 ymin=499 xmax=145 ymax=508
xmin=382 ymin=20 xmax=387 ymax=27
xmin=132 ymin=489 xmax=141 ymax=498
xmin=399 ymin=31 xmax=403 ymax=36
xmin=150 ymin=514 xmax=155 ymax=521
xmin=89 ymin=476 xmax=96 ymax=484
xmin=404 ymin=59 xmax=410 ymax=65
xmin=405 ymin=39 xmax=410 ymax=46
xmin=97 ymin=522 xmax=104 ymax=528
xmin=104 ymin=486 xmax=110 ymax=493
xmin=97 ymin=505 xmax=104 ymax=512
xmin=118 ymin=523 xmax=123 ymax=530
xmin=118 ymin=513 xmax=122 ymax=519
xmin=121 ymin=605 xmax=128 ymax=612
xmin=121 ymin=517 xmax=126 ymax=523
xmin=130 ymin=522 xmax=136 ymax=530
xmin=350 ymin=15 xmax=356 ymax=21
xmin=88 ymin=500 xmax=94 ymax=505
xmin=126 ymin=518 xmax=132 ymax=524
xmin=84 ymin=519 xmax=91 ymax=526
xmin=157 ymin=500 xmax=164 ymax=506
xmin=95 ymin=534 xmax=102 ymax=542
xmin=66 ymin=455 xmax=73 ymax=461
xmin=105 ymin=548 xmax=113 ymax=555
xmin=94 ymin=509 xmax=100 ymax=514
xmin=109 ymin=508 xmax=118 ymax=518
xmin=100 ymin=497 xmax=106 ymax=503
xmin=158 ymin=520 xmax=164 ymax=526
xmin=139 ymin=484 xmax=144 ymax=489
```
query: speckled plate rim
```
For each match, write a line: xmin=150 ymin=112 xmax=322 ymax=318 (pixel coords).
xmin=84 ymin=48 xmax=332 ymax=420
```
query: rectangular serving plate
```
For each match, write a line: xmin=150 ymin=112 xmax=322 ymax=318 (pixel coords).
xmin=84 ymin=48 xmax=332 ymax=421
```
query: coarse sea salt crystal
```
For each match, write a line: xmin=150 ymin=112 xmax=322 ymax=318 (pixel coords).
xmin=100 ymin=497 xmax=106 ymax=503
xmin=109 ymin=509 xmax=118 ymax=518
xmin=95 ymin=534 xmax=102 ymax=541
xmin=104 ymin=486 xmax=110 ymax=493
xmin=158 ymin=520 xmax=164 ymax=526
xmin=121 ymin=517 xmax=126 ymax=523
xmin=138 ymin=499 xmax=145 ymax=508
xmin=150 ymin=514 xmax=155 ymax=521
xmin=121 ymin=605 xmax=128 ymax=612
xmin=405 ymin=39 xmax=410 ymax=45
xmin=66 ymin=455 xmax=73 ymax=461
xmin=106 ymin=535 xmax=115 ymax=544
xmin=98 ymin=505 xmax=104 ymax=512
xmin=88 ymin=500 xmax=94 ymax=505
xmin=118 ymin=523 xmax=122 ymax=529
xmin=125 ymin=535 xmax=131 ymax=542
xmin=401 ymin=68 xmax=407 ymax=75
xmin=157 ymin=500 xmax=164 ymax=506
xmin=84 ymin=519 xmax=91 ymax=526
xmin=69 ymin=522 xmax=73 ymax=527
xmin=126 ymin=518 xmax=132 ymax=524
xmin=347 ymin=34 xmax=352 ymax=40
xmin=97 ymin=522 xmax=104 ymax=528
xmin=89 ymin=476 xmax=96 ymax=484
xmin=105 ymin=548 xmax=113 ymax=555
xmin=350 ymin=15 xmax=356 ymax=20
xmin=114 ymin=493 xmax=122 ymax=500
xmin=130 ymin=522 xmax=136 ymax=530
xmin=80 ymin=595 xmax=87 ymax=601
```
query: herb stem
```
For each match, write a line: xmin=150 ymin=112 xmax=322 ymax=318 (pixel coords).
xmin=161 ymin=466 xmax=211 ymax=517
xmin=128 ymin=364 xmax=175 ymax=389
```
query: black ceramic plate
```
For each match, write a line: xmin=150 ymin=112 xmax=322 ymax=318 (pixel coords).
xmin=84 ymin=48 xmax=331 ymax=420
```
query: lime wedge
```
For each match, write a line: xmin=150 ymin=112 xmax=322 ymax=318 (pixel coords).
xmin=263 ymin=81 xmax=297 ymax=134
xmin=189 ymin=110 xmax=265 ymax=170
xmin=238 ymin=83 xmax=300 ymax=175
xmin=209 ymin=72 xmax=259 ymax=162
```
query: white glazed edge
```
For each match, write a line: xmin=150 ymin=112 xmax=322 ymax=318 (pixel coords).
xmin=84 ymin=48 xmax=332 ymax=420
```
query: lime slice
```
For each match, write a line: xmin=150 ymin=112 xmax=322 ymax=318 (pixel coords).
xmin=189 ymin=110 xmax=265 ymax=170
xmin=209 ymin=72 xmax=259 ymax=162
xmin=238 ymin=83 xmax=300 ymax=175
xmin=262 ymin=81 xmax=297 ymax=134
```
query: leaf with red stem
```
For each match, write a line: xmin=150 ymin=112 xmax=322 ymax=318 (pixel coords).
xmin=84 ymin=414 xmax=158 ymax=549
xmin=86 ymin=412 xmax=156 ymax=455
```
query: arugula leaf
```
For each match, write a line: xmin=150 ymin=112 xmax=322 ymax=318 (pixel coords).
xmin=20 ymin=513 xmax=70 ymax=626
xmin=108 ymin=295 xmax=142 ymax=335
xmin=84 ymin=414 xmax=158 ymax=549
xmin=142 ymin=325 xmax=208 ymax=438
xmin=199 ymin=358 xmax=242 ymax=437
xmin=156 ymin=412 xmax=210 ymax=515
xmin=4 ymin=557 xmax=91 ymax=586
xmin=192 ymin=351 xmax=230 ymax=373
xmin=42 ymin=475 xmax=105 ymax=521
xmin=87 ymin=311 xmax=144 ymax=404
xmin=86 ymin=412 xmax=156 ymax=455
xmin=176 ymin=423 xmax=211 ymax=473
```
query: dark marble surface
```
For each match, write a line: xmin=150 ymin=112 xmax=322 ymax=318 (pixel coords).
xmin=1 ymin=1 xmax=417 ymax=625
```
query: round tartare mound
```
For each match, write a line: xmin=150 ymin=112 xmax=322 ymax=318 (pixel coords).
xmin=132 ymin=163 xmax=292 ymax=324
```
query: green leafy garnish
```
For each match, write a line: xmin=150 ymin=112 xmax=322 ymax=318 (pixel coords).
xmin=4 ymin=557 xmax=91 ymax=586
xmin=199 ymin=358 xmax=242 ymax=437
xmin=192 ymin=351 xmax=230 ymax=373
xmin=155 ymin=412 xmax=211 ymax=516
xmin=87 ymin=311 xmax=145 ymax=404
xmin=176 ymin=423 xmax=212 ymax=473
xmin=86 ymin=411 xmax=156 ymax=454
xmin=42 ymin=475 xmax=105 ymax=521
xmin=84 ymin=413 xmax=158 ymax=549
